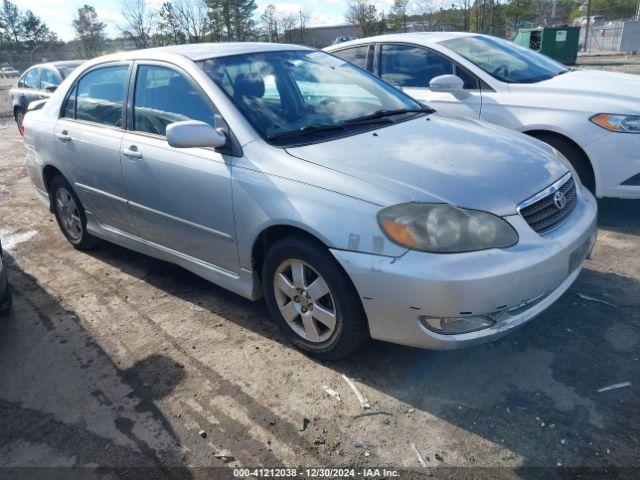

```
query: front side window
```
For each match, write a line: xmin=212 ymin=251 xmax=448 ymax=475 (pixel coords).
xmin=441 ymin=35 xmax=568 ymax=83
xmin=133 ymin=65 xmax=216 ymax=136
xmin=40 ymin=68 xmax=61 ymax=90
xmin=380 ymin=44 xmax=454 ymax=88
xmin=198 ymin=50 xmax=422 ymax=145
xmin=333 ymin=46 xmax=370 ymax=70
xmin=19 ymin=68 xmax=39 ymax=89
xmin=73 ymin=65 xmax=129 ymax=127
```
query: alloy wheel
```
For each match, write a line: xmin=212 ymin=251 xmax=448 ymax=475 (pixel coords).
xmin=274 ymin=259 xmax=337 ymax=343
xmin=55 ymin=188 xmax=82 ymax=241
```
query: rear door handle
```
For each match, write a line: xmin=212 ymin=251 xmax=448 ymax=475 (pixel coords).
xmin=56 ymin=131 xmax=71 ymax=142
xmin=121 ymin=147 xmax=142 ymax=159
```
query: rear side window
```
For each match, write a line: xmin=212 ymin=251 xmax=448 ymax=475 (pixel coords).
xmin=380 ymin=44 xmax=454 ymax=88
xmin=133 ymin=65 xmax=216 ymax=136
xmin=333 ymin=46 xmax=370 ymax=70
xmin=70 ymin=65 xmax=129 ymax=127
xmin=19 ymin=68 xmax=39 ymax=89
xmin=40 ymin=68 xmax=61 ymax=90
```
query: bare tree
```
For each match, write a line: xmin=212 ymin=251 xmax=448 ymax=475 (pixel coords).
xmin=261 ymin=4 xmax=278 ymax=41
xmin=345 ymin=0 xmax=378 ymax=36
xmin=158 ymin=2 xmax=184 ymax=44
xmin=279 ymin=12 xmax=297 ymax=39
xmin=413 ymin=0 xmax=436 ymax=31
xmin=173 ymin=0 xmax=209 ymax=42
xmin=120 ymin=0 xmax=156 ymax=48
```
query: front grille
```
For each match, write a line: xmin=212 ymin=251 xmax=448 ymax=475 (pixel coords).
xmin=519 ymin=174 xmax=577 ymax=234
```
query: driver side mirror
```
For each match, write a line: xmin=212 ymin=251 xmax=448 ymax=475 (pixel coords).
xmin=166 ymin=120 xmax=227 ymax=149
xmin=45 ymin=85 xmax=57 ymax=93
xmin=429 ymin=75 xmax=466 ymax=97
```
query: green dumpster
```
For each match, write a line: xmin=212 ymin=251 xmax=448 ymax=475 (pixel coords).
xmin=513 ymin=26 xmax=580 ymax=65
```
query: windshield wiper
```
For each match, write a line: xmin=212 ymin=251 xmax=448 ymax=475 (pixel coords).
xmin=267 ymin=123 xmax=346 ymax=140
xmin=345 ymin=107 xmax=434 ymax=124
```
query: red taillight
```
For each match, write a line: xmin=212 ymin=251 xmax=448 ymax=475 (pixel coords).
xmin=19 ymin=124 xmax=25 ymax=136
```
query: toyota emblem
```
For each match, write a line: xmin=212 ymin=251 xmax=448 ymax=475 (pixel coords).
xmin=553 ymin=191 xmax=567 ymax=210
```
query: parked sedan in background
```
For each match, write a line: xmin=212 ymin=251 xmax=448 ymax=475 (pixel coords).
xmin=10 ymin=60 xmax=85 ymax=134
xmin=23 ymin=43 xmax=596 ymax=359
xmin=1 ymin=66 xmax=20 ymax=78
xmin=326 ymin=33 xmax=640 ymax=199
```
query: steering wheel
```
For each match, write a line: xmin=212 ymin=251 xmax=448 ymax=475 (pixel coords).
xmin=317 ymin=97 xmax=340 ymax=109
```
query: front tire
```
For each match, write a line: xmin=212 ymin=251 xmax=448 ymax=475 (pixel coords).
xmin=262 ymin=235 xmax=369 ymax=360
xmin=50 ymin=175 xmax=99 ymax=250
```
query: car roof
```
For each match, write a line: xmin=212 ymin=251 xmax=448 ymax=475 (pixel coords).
xmin=325 ymin=31 xmax=479 ymax=50
xmin=119 ymin=42 xmax=312 ymax=62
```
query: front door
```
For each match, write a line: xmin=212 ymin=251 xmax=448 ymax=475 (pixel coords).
xmin=120 ymin=63 xmax=238 ymax=273
xmin=378 ymin=43 xmax=482 ymax=119
xmin=54 ymin=63 xmax=133 ymax=232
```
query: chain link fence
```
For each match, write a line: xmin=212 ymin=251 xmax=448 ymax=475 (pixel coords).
xmin=580 ymin=20 xmax=640 ymax=53
xmin=0 ymin=48 xmax=74 ymax=117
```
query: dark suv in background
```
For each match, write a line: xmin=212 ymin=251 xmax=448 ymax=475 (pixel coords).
xmin=9 ymin=60 xmax=84 ymax=134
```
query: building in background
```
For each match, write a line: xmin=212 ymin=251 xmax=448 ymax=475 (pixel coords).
xmin=285 ymin=25 xmax=363 ymax=49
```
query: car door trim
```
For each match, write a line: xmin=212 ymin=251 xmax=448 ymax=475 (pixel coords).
xmin=128 ymin=201 xmax=235 ymax=241
xmin=76 ymin=182 xmax=234 ymax=241
xmin=76 ymin=182 xmax=128 ymax=204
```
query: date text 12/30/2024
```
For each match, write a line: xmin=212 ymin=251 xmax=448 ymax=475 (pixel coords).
xmin=233 ymin=468 xmax=401 ymax=477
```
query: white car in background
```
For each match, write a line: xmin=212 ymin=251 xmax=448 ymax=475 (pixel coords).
xmin=1 ymin=66 xmax=20 ymax=78
xmin=326 ymin=33 xmax=640 ymax=199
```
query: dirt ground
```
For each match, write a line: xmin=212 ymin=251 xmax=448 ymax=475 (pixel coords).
xmin=0 ymin=114 xmax=638 ymax=480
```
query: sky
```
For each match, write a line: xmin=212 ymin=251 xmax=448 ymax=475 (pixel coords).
xmin=14 ymin=0 xmax=398 ymax=42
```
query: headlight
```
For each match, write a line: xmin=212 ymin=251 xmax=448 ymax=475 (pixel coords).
xmin=378 ymin=203 xmax=518 ymax=253
xmin=590 ymin=114 xmax=640 ymax=133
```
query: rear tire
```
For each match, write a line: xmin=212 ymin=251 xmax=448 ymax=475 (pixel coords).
xmin=262 ymin=235 xmax=369 ymax=360
xmin=531 ymin=132 xmax=595 ymax=194
xmin=50 ymin=175 xmax=100 ymax=250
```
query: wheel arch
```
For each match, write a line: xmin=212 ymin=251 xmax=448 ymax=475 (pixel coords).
xmin=251 ymin=224 xmax=330 ymax=279
xmin=524 ymin=129 xmax=597 ymax=193
xmin=42 ymin=164 xmax=65 ymax=212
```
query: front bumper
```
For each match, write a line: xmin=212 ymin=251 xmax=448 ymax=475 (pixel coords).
xmin=331 ymin=190 xmax=598 ymax=350
xmin=585 ymin=130 xmax=640 ymax=199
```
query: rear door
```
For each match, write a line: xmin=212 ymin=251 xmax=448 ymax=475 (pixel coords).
xmin=120 ymin=62 xmax=238 ymax=273
xmin=54 ymin=63 xmax=133 ymax=232
xmin=13 ymin=67 xmax=41 ymax=112
xmin=377 ymin=43 xmax=482 ymax=119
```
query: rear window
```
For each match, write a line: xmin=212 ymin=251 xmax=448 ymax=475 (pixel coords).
xmin=333 ymin=46 xmax=370 ymax=70
xmin=64 ymin=65 xmax=129 ymax=127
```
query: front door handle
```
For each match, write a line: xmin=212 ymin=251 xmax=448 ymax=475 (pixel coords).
xmin=56 ymin=131 xmax=71 ymax=142
xmin=121 ymin=146 xmax=142 ymax=159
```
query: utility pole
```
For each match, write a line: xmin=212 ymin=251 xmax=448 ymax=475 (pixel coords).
xmin=299 ymin=10 xmax=304 ymax=44
xmin=636 ymin=0 xmax=640 ymax=20
xmin=583 ymin=0 xmax=591 ymax=52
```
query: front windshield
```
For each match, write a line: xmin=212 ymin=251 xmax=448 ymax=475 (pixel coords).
xmin=197 ymin=50 xmax=424 ymax=145
xmin=441 ymin=35 xmax=568 ymax=83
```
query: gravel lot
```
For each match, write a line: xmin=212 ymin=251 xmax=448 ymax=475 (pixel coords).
xmin=0 ymin=113 xmax=638 ymax=479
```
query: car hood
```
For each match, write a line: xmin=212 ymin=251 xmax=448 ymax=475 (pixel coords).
xmin=286 ymin=113 xmax=568 ymax=216
xmin=510 ymin=70 xmax=640 ymax=112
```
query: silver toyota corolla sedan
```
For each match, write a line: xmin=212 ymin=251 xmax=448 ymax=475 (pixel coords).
xmin=23 ymin=43 xmax=597 ymax=359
